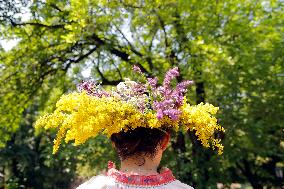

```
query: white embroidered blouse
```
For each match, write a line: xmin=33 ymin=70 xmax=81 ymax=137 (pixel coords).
xmin=76 ymin=162 xmax=194 ymax=189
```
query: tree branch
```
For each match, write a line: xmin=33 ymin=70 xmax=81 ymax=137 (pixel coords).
xmin=48 ymin=3 xmax=63 ymax=12
xmin=115 ymin=25 xmax=143 ymax=57
xmin=90 ymin=33 xmax=151 ymax=75
xmin=95 ymin=56 xmax=122 ymax=86
xmin=110 ymin=59 xmax=123 ymax=80
xmin=68 ymin=46 xmax=98 ymax=64
xmin=156 ymin=11 xmax=178 ymax=66
xmin=11 ymin=21 xmax=65 ymax=29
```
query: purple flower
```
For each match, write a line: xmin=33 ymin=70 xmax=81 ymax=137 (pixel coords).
xmin=176 ymin=80 xmax=194 ymax=92
xmin=132 ymin=65 xmax=142 ymax=73
xmin=78 ymin=80 xmax=96 ymax=93
xmin=156 ymin=110 xmax=164 ymax=119
xmin=150 ymin=68 xmax=194 ymax=120
xmin=133 ymin=83 xmax=147 ymax=94
xmin=171 ymin=92 xmax=184 ymax=106
xmin=78 ymin=80 xmax=110 ymax=97
xmin=79 ymin=67 xmax=194 ymax=122
xmin=147 ymin=77 xmax=158 ymax=88
xmin=172 ymin=80 xmax=194 ymax=106
xmin=163 ymin=67 xmax=179 ymax=87
xmin=153 ymin=100 xmax=182 ymax=120
xmin=163 ymin=109 xmax=181 ymax=120
xmin=153 ymin=99 xmax=174 ymax=109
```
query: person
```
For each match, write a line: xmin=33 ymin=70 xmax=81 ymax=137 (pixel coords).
xmin=76 ymin=127 xmax=194 ymax=188
xmin=35 ymin=66 xmax=224 ymax=189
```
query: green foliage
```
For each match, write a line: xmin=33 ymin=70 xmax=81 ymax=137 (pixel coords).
xmin=75 ymin=136 xmax=117 ymax=178
xmin=0 ymin=0 xmax=283 ymax=188
xmin=0 ymin=100 xmax=77 ymax=189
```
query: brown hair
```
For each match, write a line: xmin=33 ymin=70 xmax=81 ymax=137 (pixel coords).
xmin=110 ymin=127 xmax=168 ymax=160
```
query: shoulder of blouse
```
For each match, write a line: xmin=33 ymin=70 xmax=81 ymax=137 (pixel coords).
xmin=168 ymin=180 xmax=195 ymax=189
xmin=76 ymin=175 xmax=115 ymax=189
xmin=76 ymin=176 xmax=194 ymax=189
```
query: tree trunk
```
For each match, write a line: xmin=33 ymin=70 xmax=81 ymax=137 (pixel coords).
xmin=1 ymin=165 xmax=4 ymax=189
xmin=243 ymin=160 xmax=263 ymax=189
xmin=188 ymin=67 xmax=211 ymax=189
xmin=237 ymin=159 xmax=263 ymax=189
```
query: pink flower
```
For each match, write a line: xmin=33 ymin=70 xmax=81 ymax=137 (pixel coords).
xmin=151 ymin=68 xmax=194 ymax=120
xmin=147 ymin=77 xmax=158 ymax=88
xmin=163 ymin=67 xmax=179 ymax=87
xmin=132 ymin=65 xmax=142 ymax=73
xmin=79 ymin=67 xmax=194 ymax=121
xmin=78 ymin=80 xmax=110 ymax=97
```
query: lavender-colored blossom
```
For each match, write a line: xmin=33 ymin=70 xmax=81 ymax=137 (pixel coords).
xmin=153 ymin=97 xmax=181 ymax=120
xmin=153 ymin=100 xmax=182 ymax=120
xmin=79 ymin=67 xmax=193 ymax=121
xmin=176 ymin=80 xmax=194 ymax=92
xmin=78 ymin=80 xmax=95 ymax=92
xmin=151 ymin=68 xmax=194 ymax=120
xmin=147 ymin=77 xmax=158 ymax=88
xmin=156 ymin=110 xmax=164 ymax=119
xmin=133 ymin=83 xmax=147 ymax=94
xmin=153 ymin=99 xmax=174 ymax=110
xmin=132 ymin=65 xmax=142 ymax=73
xmin=163 ymin=67 xmax=179 ymax=87
xmin=163 ymin=109 xmax=182 ymax=120
xmin=171 ymin=92 xmax=184 ymax=106
xmin=78 ymin=80 xmax=110 ymax=97
xmin=172 ymin=80 xmax=194 ymax=106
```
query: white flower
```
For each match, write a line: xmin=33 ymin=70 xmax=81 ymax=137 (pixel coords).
xmin=116 ymin=82 xmax=127 ymax=92
xmin=116 ymin=79 xmax=137 ymax=93
xmin=124 ymin=78 xmax=136 ymax=87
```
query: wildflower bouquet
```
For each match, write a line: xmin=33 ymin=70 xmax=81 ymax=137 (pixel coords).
xmin=35 ymin=66 xmax=224 ymax=154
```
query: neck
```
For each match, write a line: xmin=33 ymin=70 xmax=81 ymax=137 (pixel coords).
xmin=120 ymin=155 xmax=160 ymax=175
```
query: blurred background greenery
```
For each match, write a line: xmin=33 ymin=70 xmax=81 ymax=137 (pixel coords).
xmin=0 ymin=0 xmax=283 ymax=188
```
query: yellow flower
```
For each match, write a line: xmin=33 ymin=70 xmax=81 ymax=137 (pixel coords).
xmin=35 ymin=92 xmax=225 ymax=154
xmin=180 ymin=102 xmax=224 ymax=154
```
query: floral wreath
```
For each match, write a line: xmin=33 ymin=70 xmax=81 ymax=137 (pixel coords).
xmin=35 ymin=66 xmax=225 ymax=154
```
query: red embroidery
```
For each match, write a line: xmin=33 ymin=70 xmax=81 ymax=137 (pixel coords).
xmin=108 ymin=161 xmax=116 ymax=169
xmin=106 ymin=162 xmax=176 ymax=186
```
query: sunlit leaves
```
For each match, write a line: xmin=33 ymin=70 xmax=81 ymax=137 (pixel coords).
xmin=0 ymin=0 xmax=283 ymax=188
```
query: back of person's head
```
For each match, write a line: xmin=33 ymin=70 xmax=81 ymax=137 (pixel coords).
xmin=110 ymin=127 xmax=168 ymax=160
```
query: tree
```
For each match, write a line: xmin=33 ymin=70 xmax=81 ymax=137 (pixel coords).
xmin=0 ymin=82 xmax=78 ymax=189
xmin=0 ymin=0 xmax=283 ymax=188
